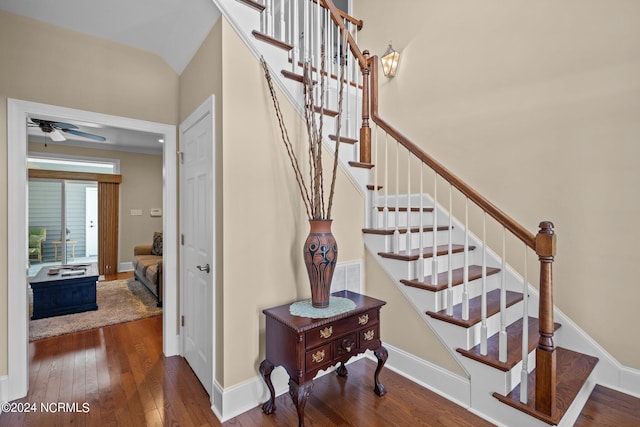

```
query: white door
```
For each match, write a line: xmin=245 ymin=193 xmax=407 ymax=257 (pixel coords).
xmin=179 ymin=96 xmax=215 ymax=397
xmin=85 ymin=186 xmax=98 ymax=257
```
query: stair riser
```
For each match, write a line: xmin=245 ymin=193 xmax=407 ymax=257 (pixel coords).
xmin=375 ymin=249 xmax=469 ymax=280
xmin=373 ymin=210 xmax=434 ymax=228
xmin=429 ymin=300 xmax=525 ymax=351
xmin=459 ymin=348 xmax=537 ymax=395
xmin=430 ymin=274 xmax=502 ymax=312
xmin=389 ymin=229 xmax=455 ymax=253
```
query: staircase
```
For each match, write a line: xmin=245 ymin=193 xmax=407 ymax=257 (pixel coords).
xmin=213 ymin=0 xmax=639 ymax=425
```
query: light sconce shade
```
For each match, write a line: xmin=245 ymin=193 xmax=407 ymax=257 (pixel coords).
xmin=381 ymin=44 xmax=400 ymax=78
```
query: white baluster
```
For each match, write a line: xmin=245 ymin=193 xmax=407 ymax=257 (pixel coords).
xmin=393 ymin=142 xmax=400 ymax=253
xmin=520 ymin=245 xmax=529 ymax=404
xmin=480 ymin=212 xmax=488 ymax=355
xmin=345 ymin=22 xmax=351 ymax=144
xmin=292 ymin=0 xmax=299 ymax=72
xmin=499 ymin=227 xmax=508 ymax=362
xmin=446 ymin=184 xmax=453 ymax=316
xmin=462 ymin=198 xmax=469 ymax=320
xmin=416 ymin=162 xmax=424 ymax=280
xmin=266 ymin=0 xmax=273 ymax=37
xmin=371 ymin=123 xmax=379 ymax=229
xmin=383 ymin=133 xmax=390 ymax=252
xmin=279 ymin=0 xmax=285 ymax=41
xmin=431 ymin=171 xmax=438 ymax=288
xmin=405 ymin=148 xmax=412 ymax=254
xmin=303 ymin=0 xmax=309 ymax=62
xmin=315 ymin=0 xmax=321 ymax=98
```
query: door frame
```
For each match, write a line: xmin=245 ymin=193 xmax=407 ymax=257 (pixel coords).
xmin=178 ymin=95 xmax=216 ymax=399
xmin=7 ymin=98 xmax=179 ymax=401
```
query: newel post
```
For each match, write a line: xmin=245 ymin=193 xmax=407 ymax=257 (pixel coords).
xmin=535 ymin=221 xmax=557 ymax=417
xmin=359 ymin=50 xmax=371 ymax=164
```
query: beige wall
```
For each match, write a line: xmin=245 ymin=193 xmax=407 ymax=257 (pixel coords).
xmin=178 ymin=19 xmax=225 ymax=382
xmin=219 ymin=19 xmax=365 ymax=387
xmin=0 ymin=10 xmax=178 ymax=375
xmin=28 ymin=142 xmax=163 ymax=265
xmin=355 ymin=0 xmax=640 ymax=368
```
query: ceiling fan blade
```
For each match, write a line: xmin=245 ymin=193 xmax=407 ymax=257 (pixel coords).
xmin=49 ymin=129 xmax=67 ymax=142
xmin=63 ymin=129 xmax=107 ymax=142
xmin=52 ymin=121 xmax=79 ymax=130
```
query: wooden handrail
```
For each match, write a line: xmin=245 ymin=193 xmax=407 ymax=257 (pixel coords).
xmin=312 ymin=0 xmax=363 ymax=30
xmin=367 ymin=54 xmax=536 ymax=249
xmin=320 ymin=0 xmax=367 ymax=69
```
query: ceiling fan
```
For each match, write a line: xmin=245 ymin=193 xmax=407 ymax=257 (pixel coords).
xmin=28 ymin=118 xmax=107 ymax=142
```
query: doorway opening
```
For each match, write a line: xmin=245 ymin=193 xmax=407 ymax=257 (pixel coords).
xmin=7 ymin=99 xmax=178 ymax=401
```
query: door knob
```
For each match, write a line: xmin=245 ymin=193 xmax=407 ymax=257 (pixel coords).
xmin=196 ymin=264 xmax=210 ymax=273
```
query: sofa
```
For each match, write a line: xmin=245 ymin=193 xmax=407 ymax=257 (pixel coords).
xmin=132 ymin=232 xmax=163 ymax=307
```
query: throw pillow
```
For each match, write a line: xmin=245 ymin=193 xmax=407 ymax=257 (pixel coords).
xmin=151 ymin=232 xmax=163 ymax=256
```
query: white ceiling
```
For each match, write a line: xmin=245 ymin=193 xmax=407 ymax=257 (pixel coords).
xmin=0 ymin=0 xmax=221 ymax=153
xmin=0 ymin=0 xmax=221 ymax=74
xmin=27 ymin=114 xmax=166 ymax=155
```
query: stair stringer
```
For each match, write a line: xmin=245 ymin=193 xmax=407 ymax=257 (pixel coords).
xmin=364 ymin=192 xmax=640 ymax=426
xmin=212 ymin=0 xmax=371 ymax=196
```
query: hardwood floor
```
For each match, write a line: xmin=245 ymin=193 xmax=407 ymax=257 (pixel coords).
xmin=1 ymin=315 xmax=493 ymax=427
xmin=575 ymin=385 xmax=640 ymax=427
xmin=2 ymin=313 xmax=637 ymax=426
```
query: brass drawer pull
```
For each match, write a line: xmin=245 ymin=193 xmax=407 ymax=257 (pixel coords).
xmin=312 ymin=350 xmax=325 ymax=363
xmin=358 ymin=314 xmax=369 ymax=325
xmin=320 ymin=326 xmax=333 ymax=339
xmin=364 ymin=330 xmax=375 ymax=341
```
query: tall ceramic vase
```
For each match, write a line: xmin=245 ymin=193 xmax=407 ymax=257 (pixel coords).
xmin=303 ymin=219 xmax=338 ymax=308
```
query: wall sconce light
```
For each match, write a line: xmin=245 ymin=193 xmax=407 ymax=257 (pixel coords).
xmin=381 ymin=43 xmax=400 ymax=78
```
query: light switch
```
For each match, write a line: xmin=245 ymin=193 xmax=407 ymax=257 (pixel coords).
xmin=130 ymin=209 xmax=143 ymax=216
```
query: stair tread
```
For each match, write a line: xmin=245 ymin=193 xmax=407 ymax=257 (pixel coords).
xmin=329 ymin=134 xmax=358 ymax=144
xmin=377 ymin=242 xmax=471 ymax=261
xmin=376 ymin=206 xmax=434 ymax=212
xmin=281 ymin=70 xmax=309 ymax=84
xmin=236 ymin=0 xmax=265 ymax=12
xmin=252 ymin=30 xmax=293 ymax=51
xmin=367 ymin=185 xmax=383 ymax=191
xmin=457 ymin=317 xmax=561 ymax=372
xmin=427 ymin=289 xmax=523 ymax=328
xmin=349 ymin=161 xmax=374 ymax=169
xmin=312 ymin=105 xmax=339 ymax=117
xmin=402 ymin=265 xmax=500 ymax=292
xmin=493 ymin=347 xmax=599 ymax=425
xmin=287 ymin=58 xmax=363 ymax=89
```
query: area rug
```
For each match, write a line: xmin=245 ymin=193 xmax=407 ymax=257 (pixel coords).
xmin=29 ymin=279 xmax=162 ymax=341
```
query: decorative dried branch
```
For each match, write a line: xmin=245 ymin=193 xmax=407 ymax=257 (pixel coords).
xmin=260 ymin=57 xmax=312 ymax=218
xmin=260 ymin=30 xmax=347 ymax=220
xmin=327 ymin=30 xmax=349 ymax=219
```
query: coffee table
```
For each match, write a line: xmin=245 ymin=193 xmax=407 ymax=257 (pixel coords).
xmin=30 ymin=264 xmax=99 ymax=319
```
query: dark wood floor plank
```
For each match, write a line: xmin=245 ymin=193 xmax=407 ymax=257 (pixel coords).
xmin=575 ymin=385 xmax=640 ymax=427
xmin=2 ymin=311 xmax=633 ymax=426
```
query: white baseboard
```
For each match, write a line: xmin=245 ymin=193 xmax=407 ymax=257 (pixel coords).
xmin=0 ymin=375 xmax=8 ymax=403
xmin=210 ymin=344 xmax=471 ymax=422
xmin=118 ymin=262 xmax=133 ymax=272
xmin=367 ymin=342 xmax=471 ymax=408
xmin=618 ymin=365 xmax=640 ymax=397
xmin=211 ymin=356 xmax=365 ymax=422
xmin=212 ymin=365 xmax=290 ymax=422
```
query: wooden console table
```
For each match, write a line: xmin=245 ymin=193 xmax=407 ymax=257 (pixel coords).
xmin=260 ymin=290 xmax=387 ymax=427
